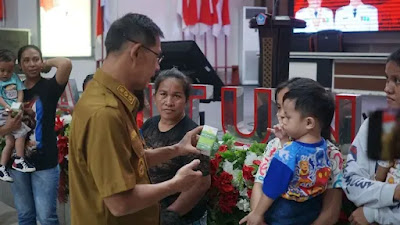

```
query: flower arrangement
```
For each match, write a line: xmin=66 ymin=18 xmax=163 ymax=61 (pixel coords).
xmin=208 ymin=133 xmax=266 ymax=225
xmin=55 ymin=109 xmax=72 ymax=203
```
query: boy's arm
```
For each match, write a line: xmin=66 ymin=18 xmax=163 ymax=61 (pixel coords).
xmin=17 ymin=90 xmax=24 ymax=103
xmin=0 ymin=96 xmax=10 ymax=109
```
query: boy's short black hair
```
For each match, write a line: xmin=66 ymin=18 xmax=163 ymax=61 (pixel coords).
xmin=0 ymin=49 xmax=16 ymax=63
xmin=283 ymin=81 xmax=335 ymax=132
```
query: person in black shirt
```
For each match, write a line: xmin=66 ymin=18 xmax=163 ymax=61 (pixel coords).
xmin=82 ymin=74 xmax=94 ymax=90
xmin=9 ymin=45 xmax=72 ymax=225
xmin=141 ymin=68 xmax=210 ymax=225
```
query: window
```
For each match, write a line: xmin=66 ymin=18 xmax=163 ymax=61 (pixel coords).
xmin=40 ymin=0 xmax=92 ymax=57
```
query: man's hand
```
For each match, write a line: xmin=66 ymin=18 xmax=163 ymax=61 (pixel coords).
xmin=174 ymin=126 xmax=203 ymax=156
xmin=171 ymin=159 xmax=202 ymax=192
xmin=239 ymin=212 xmax=267 ymax=225
xmin=349 ymin=207 xmax=369 ymax=225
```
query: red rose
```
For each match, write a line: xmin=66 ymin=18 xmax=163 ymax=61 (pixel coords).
xmin=247 ymin=189 xmax=253 ymax=198
xmin=211 ymin=175 xmax=219 ymax=188
xmin=242 ymin=165 xmax=255 ymax=181
xmin=219 ymin=191 xmax=239 ymax=213
xmin=210 ymin=153 xmax=222 ymax=175
xmin=55 ymin=115 xmax=64 ymax=132
xmin=253 ymin=160 xmax=261 ymax=166
xmin=218 ymin=145 xmax=228 ymax=152
xmin=57 ymin=135 xmax=69 ymax=164
xmin=218 ymin=171 xmax=234 ymax=193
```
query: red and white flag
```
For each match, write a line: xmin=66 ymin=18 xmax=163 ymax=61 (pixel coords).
xmin=221 ymin=0 xmax=231 ymax=36
xmin=95 ymin=0 xmax=104 ymax=61
xmin=211 ymin=0 xmax=222 ymax=37
xmin=211 ymin=0 xmax=230 ymax=37
xmin=0 ymin=0 xmax=4 ymax=20
xmin=198 ymin=0 xmax=217 ymax=35
xmin=212 ymin=0 xmax=231 ymax=37
xmin=177 ymin=0 xmax=199 ymax=38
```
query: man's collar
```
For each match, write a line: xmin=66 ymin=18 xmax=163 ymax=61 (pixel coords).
xmin=93 ymin=69 xmax=138 ymax=112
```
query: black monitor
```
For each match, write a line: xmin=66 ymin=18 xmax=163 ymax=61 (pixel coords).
xmin=159 ymin=41 xmax=224 ymax=101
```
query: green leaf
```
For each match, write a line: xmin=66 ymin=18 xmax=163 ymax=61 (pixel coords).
xmin=248 ymin=142 xmax=266 ymax=155
xmin=220 ymin=151 xmax=235 ymax=162
xmin=222 ymin=133 xmax=235 ymax=149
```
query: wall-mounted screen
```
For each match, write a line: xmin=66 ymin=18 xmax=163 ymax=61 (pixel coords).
xmin=294 ymin=0 xmax=400 ymax=33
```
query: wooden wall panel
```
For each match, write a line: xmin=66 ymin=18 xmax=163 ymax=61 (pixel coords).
xmin=335 ymin=63 xmax=386 ymax=76
xmin=334 ymin=78 xmax=386 ymax=91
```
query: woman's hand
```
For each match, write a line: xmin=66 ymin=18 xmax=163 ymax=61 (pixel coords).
xmin=41 ymin=60 xmax=52 ymax=73
xmin=239 ymin=212 xmax=267 ymax=225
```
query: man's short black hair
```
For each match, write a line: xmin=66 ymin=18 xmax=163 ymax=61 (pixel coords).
xmin=283 ymin=81 xmax=335 ymax=132
xmin=388 ymin=48 xmax=400 ymax=67
xmin=0 ymin=49 xmax=16 ymax=63
xmin=105 ymin=13 xmax=164 ymax=55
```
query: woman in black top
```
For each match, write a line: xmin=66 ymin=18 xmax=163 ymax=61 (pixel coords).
xmin=141 ymin=68 xmax=210 ymax=225
xmin=10 ymin=45 xmax=71 ymax=225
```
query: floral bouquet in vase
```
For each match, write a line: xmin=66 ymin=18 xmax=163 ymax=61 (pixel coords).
xmin=55 ymin=109 xmax=72 ymax=203
xmin=208 ymin=133 xmax=266 ymax=225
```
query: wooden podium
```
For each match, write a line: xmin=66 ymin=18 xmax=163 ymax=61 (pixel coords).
xmin=250 ymin=15 xmax=305 ymax=88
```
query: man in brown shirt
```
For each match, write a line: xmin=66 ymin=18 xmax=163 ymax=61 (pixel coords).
xmin=69 ymin=13 xmax=203 ymax=225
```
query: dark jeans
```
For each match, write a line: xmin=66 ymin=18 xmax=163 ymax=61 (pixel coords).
xmin=10 ymin=166 xmax=59 ymax=225
xmin=264 ymin=194 xmax=323 ymax=225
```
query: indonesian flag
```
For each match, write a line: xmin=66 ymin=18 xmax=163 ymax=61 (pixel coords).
xmin=177 ymin=0 xmax=199 ymax=38
xmin=211 ymin=0 xmax=230 ymax=37
xmin=221 ymin=0 xmax=231 ymax=36
xmin=198 ymin=0 xmax=217 ymax=35
xmin=95 ymin=0 xmax=104 ymax=61
xmin=0 ymin=0 xmax=4 ymax=20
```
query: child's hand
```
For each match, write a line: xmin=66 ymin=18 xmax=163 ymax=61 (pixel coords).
xmin=267 ymin=124 xmax=288 ymax=141
xmin=239 ymin=212 xmax=266 ymax=225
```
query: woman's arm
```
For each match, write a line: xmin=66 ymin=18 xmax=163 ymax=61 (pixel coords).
xmin=44 ymin=58 xmax=72 ymax=85
xmin=167 ymin=175 xmax=211 ymax=215
xmin=250 ymin=183 xmax=263 ymax=210
xmin=17 ymin=90 xmax=24 ymax=103
xmin=251 ymin=138 xmax=282 ymax=210
xmin=312 ymin=189 xmax=342 ymax=225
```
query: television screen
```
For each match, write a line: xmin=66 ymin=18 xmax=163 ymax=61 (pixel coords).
xmin=293 ymin=0 xmax=400 ymax=33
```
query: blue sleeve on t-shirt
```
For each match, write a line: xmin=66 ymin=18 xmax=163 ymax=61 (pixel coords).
xmin=262 ymin=142 xmax=298 ymax=199
xmin=12 ymin=73 xmax=26 ymax=91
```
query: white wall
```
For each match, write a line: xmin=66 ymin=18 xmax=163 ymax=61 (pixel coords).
xmin=115 ymin=0 xmax=254 ymax=68
xmin=1 ymin=0 xmax=255 ymax=90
